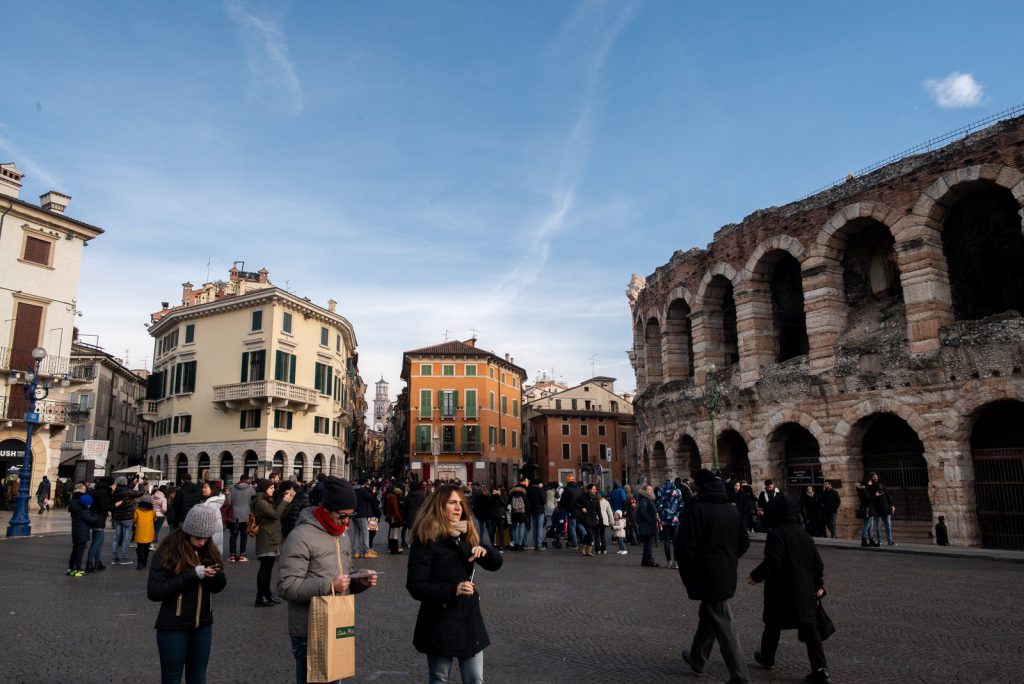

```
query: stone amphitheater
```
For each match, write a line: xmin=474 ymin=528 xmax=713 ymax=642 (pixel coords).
xmin=627 ymin=113 xmax=1024 ymax=548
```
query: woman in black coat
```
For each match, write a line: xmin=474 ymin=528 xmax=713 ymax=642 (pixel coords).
xmin=748 ymin=495 xmax=829 ymax=683
xmin=68 ymin=493 xmax=101 ymax=576
xmin=407 ymin=483 xmax=502 ymax=684
xmin=487 ymin=486 xmax=508 ymax=549
xmin=636 ymin=484 xmax=659 ymax=567
xmin=577 ymin=484 xmax=600 ymax=556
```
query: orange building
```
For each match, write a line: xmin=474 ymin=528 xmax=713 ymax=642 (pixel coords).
xmin=401 ymin=339 xmax=526 ymax=487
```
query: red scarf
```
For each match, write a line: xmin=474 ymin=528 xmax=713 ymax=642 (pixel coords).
xmin=314 ymin=506 xmax=348 ymax=536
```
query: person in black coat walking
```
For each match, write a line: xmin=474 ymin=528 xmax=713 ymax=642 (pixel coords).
xmin=406 ymin=484 xmax=502 ymax=684
xmin=819 ymin=481 xmax=841 ymax=539
xmin=68 ymin=493 xmax=101 ymax=576
xmin=637 ymin=484 xmax=659 ymax=567
xmin=675 ymin=470 xmax=752 ymax=683
xmin=748 ymin=494 xmax=829 ymax=683
xmin=173 ymin=474 xmax=203 ymax=528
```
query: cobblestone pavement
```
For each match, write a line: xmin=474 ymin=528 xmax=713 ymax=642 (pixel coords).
xmin=2 ymin=533 xmax=1023 ymax=684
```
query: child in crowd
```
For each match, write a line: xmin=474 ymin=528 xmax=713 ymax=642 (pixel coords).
xmin=612 ymin=510 xmax=628 ymax=555
xmin=69 ymin=493 xmax=100 ymax=577
xmin=133 ymin=495 xmax=157 ymax=570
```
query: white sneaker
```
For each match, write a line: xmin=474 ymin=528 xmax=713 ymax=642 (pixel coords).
xmin=618 ymin=550 xmax=628 ymax=555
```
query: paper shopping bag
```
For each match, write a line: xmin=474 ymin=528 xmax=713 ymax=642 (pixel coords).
xmin=307 ymin=593 xmax=355 ymax=682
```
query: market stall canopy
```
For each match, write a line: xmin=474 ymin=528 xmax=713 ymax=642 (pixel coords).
xmin=110 ymin=465 xmax=162 ymax=475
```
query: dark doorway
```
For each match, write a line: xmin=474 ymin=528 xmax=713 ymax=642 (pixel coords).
xmin=717 ymin=430 xmax=751 ymax=483
xmin=971 ymin=401 xmax=1024 ymax=549
xmin=861 ymin=414 xmax=931 ymax=521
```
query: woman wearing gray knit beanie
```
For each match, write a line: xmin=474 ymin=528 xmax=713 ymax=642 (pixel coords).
xmin=147 ymin=505 xmax=227 ymax=683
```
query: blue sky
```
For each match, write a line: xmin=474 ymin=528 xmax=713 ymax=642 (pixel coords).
xmin=1 ymin=1 xmax=1021 ymax=400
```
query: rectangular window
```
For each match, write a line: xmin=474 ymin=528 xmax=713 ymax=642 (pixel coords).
xmin=580 ymin=424 xmax=588 ymax=437
xmin=598 ymin=425 xmax=606 ymax=437
xmin=240 ymin=409 xmax=261 ymax=429
xmin=488 ymin=426 xmax=497 ymax=445
xmin=489 ymin=367 xmax=494 ymax=379
xmin=465 ymin=364 xmax=476 ymax=376
xmin=512 ymin=399 xmax=519 ymax=418
xmin=314 ymin=416 xmax=329 ymax=434
xmin=555 ymin=399 xmax=562 ymax=410
xmin=74 ymin=424 xmax=88 ymax=442
xmin=158 ymin=330 xmax=179 ymax=356
xmin=420 ymin=364 xmax=432 ymax=376
xmin=501 ymin=396 xmax=508 ymax=415
xmin=173 ymin=415 xmax=192 ymax=434
xmin=440 ymin=390 xmax=457 ymax=418
xmin=489 ymin=392 xmax=495 ymax=410
xmin=275 ymin=351 xmax=297 ymax=383
xmin=442 ymin=364 xmax=454 ymax=376
xmin=320 ymin=327 xmax=329 ymax=347
xmin=171 ymin=361 xmax=197 ymax=394
xmin=273 ymin=410 xmax=294 ymax=430
xmin=512 ymin=430 xmax=517 ymax=448
xmin=561 ymin=443 xmax=570 ymax=460
xmin=500 ymin=428 xmax=506 ymax=447
xmin=283 ymin=312 xmax=293 ymax=334
xmin=184 ymin=324 xmax=195 ymax=344
xmin=240 ymin=350 xmax=266 ymax=382
xmin=501 ymin=372 xmax=506 ymax=383
xmin=571 ymin=398 xmax=578 ymax=410
xmin=464 ymin=390 xmax=477 ymax=418
xmin=442 ymin=425 xmax=455 ymax=452
xmin=585 ymin=400 xmax=591 ymax=410
xmin=561 ymin=423 xmax=570 ymax=436
xmin=621 ymin=431 xmax=627 ymax=447
xmin=600 ymin=444 xmax=609 ymax=460
xmin=416 ymin=425 xmax=432 ymax=452
xmin=23 ymin=235 xmax=52 ymax=265
xmin=464 ymin=425 xmax=479 ymax=451
xmin=251 ymin=310 xmax=263 ymax=331
xmin=335 ymin=333 xmax=341 ymax=353
xmin=419 ymin=390 xmax=432 ymax=418
xmin=610 ymin=400 xmax=619 ymax=413
xmin=314 ymin=362 xmax=334 ymax=395
xmin=581 ymin=444 xmax=590 ymax=462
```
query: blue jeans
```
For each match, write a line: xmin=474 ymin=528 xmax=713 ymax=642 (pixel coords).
xmin=154 ymin=516 xmax=166 ymax=544
xmin=157 ymin=625 xmax=212 ymax=684
xmin=861 ymin=515 xmax=873 ymax=541
xmin=88 ymin=528 xmax=105 ymax=565
xmin=428 ymin=652 xmax=484 ymax=684
xmin=112 ymin=519 xmax=134 ymax=561
xmin=531 ymin=513 xmax=545 ymax=548
xmin=511 ymin=521 xmax=527 ymax=547
xmin=349 ymin=517 xmax=369 ymax=554
xmin=874 ymin=515 xmax=893 ymax=544
xmin=663 ymin=522 xmax=678 ymax=562
xmin=290 ymin=636 xmax=341 ymax=684
xmin=474 ymin=517 xmax=488 ymax=545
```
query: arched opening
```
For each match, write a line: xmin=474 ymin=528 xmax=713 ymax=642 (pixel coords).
xmin=197 ymin=452 xmax=210 ymax=482
xmin=860 ymin=414 xmax=930 ymax=523
xmin=702 ymin=274 xmax=739 ymax=368
xmin=651 ymin=441 xmax=667 ymax=479
xmin=294 ymin=452 xmax=306 ymax=482
xmin=644 ymin=318 xmax=663 ymax=384
xmin=272 ymin=451 xmax=285 ymax=477
xmin=766 ymin=251 xmax=809 ymax=362
xmin=175 ymin=453 xmax=189 ymax=484
xmin=314 ymin=453 xmax=324 ymax=478
xmin=162 ymin=454 xmax=169 ymax=480
xmin=634 ymin=319 xmax=646 ymax=386
xmin=329 ymin=454 xmax=337 ymax=477
xmin=243 ymin=450 xmax=259 ymax=479
xmin=664 ymin=299 xmax=694 ymax=381
xmin=770 ymin=423 xmax=822 ymax=493
xmin=841 ymin=219 xmax=906 ymax=340
xmin=941 ymin=182 xmax=1024 ymax=321
xmin=717 ymin=429 xmax=751 ymax=483
xmin=220 ymin=451 xmax=234 ymax=486
xmin=676 ymin=434 xmax=700 ymax=477
xmin=970 ymin=401 xmax=1024 ymax=549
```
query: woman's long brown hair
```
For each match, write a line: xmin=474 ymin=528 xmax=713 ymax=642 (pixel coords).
xmin=409 ymin=484 xmax=480 ymax=546
xmin=159 ymin=529 xmax=222 ymax=574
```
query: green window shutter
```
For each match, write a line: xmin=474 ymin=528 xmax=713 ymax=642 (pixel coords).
xmin=461 ymin=426 xmax=468 ymax=448
xmin=290 ymin=355 xmax=296 ymax=384
xmin=453 ymin=390 xmax=459 ymax=415
xmin=513 ymin=399 xmax=519 ymax=417
xmin=287 ymin=412 xmax=293 ymax=430
xmin=420 ymin=390 xmax=431 ymax=418
xmin=314 ymin=363 xmax=322 ymax=392
xmin=256 ymin=350 xmax=265 ymax=380
xmin=241 ymin=352 xmax=249 ymax=383
xmin=465 ymin=390 xmax=476 ymax=418
xmin=327 ymin=369 xmax=333 ymax=395
xmin=275 ymin=351 xmax=284 ymax=381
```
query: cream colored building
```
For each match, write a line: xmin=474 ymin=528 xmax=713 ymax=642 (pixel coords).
xmin=141 ymin=268 xmax=361 ymax=484
xmin=0 ymin=162 xmax=103 ymax=489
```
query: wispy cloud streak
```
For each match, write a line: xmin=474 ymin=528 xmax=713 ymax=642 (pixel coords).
xmin=224 ymin=0 xmax=304 ymax=114
xmin=0 ymin=134 xmax=62 ymax=190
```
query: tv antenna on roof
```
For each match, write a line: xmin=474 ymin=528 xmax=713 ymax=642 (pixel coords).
xmin=443 ymin=329 xmax=452 ymax=342
xmin=590 ymin=354 xmax=598 ymax=377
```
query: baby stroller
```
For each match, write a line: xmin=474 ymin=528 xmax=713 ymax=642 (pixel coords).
xmin=548 ymin=509 xmax=569 ymax=549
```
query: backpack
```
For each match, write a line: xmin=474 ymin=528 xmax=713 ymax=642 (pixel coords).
xmin=246 ymin=511 xmax=260 ymax=537
xmin=511 ymin=494 xmax=525 ymax=515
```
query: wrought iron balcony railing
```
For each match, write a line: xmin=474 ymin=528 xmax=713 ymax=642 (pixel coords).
xmin=0 ymin=346 xmax=72 ymax=376
xmin=0 ymin=394 xmax=72 ymax=425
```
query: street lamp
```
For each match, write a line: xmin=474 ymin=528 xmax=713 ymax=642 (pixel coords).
xmin=700 ymin=364 xmax=725 ymax=472
xmin=6 ymin=347 xmax=70 ymax=537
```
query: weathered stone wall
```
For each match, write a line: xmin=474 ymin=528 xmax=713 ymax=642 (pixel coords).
xmin=628 ymin=115 xmax=1024 ymax=547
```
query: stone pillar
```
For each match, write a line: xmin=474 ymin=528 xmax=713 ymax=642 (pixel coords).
xmin=735 ymin=283 xmax=773 ymax=385
xmin=802 ymin=259 xmax=846 ymax=374
xmin=928 ymin=442 xmax=981 ymax=546
xmin=691 ymin=310 xmax=715 ymax=384
xmin=895 ymin=222 xmax=954 ymax=355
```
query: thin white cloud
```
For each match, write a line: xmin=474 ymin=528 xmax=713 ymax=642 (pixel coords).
xmin=0 ymin=134 xmax=62 ymax=190
xmin=924 ymin=72 xmax=983 ymax=109
xmin=224 ymin=0 xmax=303 ymax=114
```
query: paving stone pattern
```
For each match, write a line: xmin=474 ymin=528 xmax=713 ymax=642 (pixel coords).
xmin=1 ymin=536 xmax=1023 ymax=683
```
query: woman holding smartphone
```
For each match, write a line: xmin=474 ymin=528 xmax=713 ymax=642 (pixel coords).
xmin=147 ymin=505 xmax=227 ymax=684
xmin=406 ymin=483 xmax=502 ymax=684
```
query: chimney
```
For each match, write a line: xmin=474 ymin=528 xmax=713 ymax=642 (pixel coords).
xmin=504 ymin=353 xmax=509 ymax=361
xmin=464 ymin=338 xmax=476 ymax=348
xmin=0 ymin=163 xmax=24 ymax=199
xmin=39 ymin=191 xmax=71 ymax=214
xmin=327 ymin=299 xmax=337 ymax=313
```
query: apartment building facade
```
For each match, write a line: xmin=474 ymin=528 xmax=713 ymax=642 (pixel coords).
xmin=141 ymin=268 xmax=362 ymax=484
xmin=0 ymin=162 xmax=104 ymax=488
xmin=401 ymin=339 xmax=526 ymax=487
xmin=523 ymin=376 xmax=636 ymax=488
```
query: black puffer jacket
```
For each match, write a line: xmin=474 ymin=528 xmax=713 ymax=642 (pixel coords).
xmin=89 ymin=486 xmax=112 ymax=528
xmin=750 ymin=495 xmax=824 ymax=628
xmin=675 ymin=478 xmax=750 ymax=602
xmin=147 ymin=546 xmax=227 ymax=631
xmin=69 ymin=494 xmax=101 ymax=544
xmin=110 ymin=485 xmax=137 ymax=522
xmin=173 ymin=482 xmax=202 ymax=527
xmin=407 ymin=535 xmax=502 ymax=657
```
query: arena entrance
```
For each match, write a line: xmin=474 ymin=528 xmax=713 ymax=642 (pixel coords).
xmin=971 ymin=401 xmax=1024 ymax=549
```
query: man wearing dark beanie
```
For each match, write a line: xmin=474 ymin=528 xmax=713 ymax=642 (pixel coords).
xmin=278 ymin=477 xmax=378 ymax=684
xmin=675 ymin=469 xmax=752 ymax=683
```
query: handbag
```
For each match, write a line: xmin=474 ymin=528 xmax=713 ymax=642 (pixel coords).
xmin=816 ymin=599 xmax=836 ymax=641
xmin=307 ymin=538 xmax=356 ymax=682
xmin=367 ymin=517 xmax=379 ymax=532
xmin=246 ymin=512 xmax=260 ymax=537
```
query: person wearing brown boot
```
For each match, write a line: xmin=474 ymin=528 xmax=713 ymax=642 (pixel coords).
xmin=579 ymin=484 xmax=601 ymax=558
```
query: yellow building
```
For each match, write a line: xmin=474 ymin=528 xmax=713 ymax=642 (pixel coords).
xmin=401 ymin=339 xmax=526 ymax=487
xmin=141 ymin=268 xmax=362 ymax=484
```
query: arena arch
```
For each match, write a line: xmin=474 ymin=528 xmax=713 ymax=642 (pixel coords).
xmin=968 ymin=400 xmax=1024 ymax=549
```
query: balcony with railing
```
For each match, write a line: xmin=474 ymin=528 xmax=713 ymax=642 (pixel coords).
xmin=0 ymin=394 xmax=72 ymax=425
xmin=134 ymin=398 xmax=161 ymax=422
xmin=212 ymin=379 xmax=320 ymax=412
xmin=1 ymin=346 xmax=71 ymax=376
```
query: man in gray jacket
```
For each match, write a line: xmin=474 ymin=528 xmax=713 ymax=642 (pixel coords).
xmin=228 ymin=474 xmax=255 ymax=562
xmin=278 ymin=477 xmax=378 ymax=684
